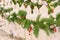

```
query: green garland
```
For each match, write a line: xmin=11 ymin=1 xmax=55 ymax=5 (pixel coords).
xmin=0 ymin=7 xmax=60 ymax=37
xmin=0 ymin=0 xmax=60 ymax=37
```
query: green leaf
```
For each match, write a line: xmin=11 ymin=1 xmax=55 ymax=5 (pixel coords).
xmin=48 ymin=6 xmax=53 ymax=14
xmin=50 ymin=29 xmax=54 ymax=33
xmin=0 ymin=7 xmax=4 ymax=13
xmin=12 ymin=0 xmax=17 ymax=4
xmin=39 ymin=22 xmax=46 ymax=28
xmin=36 ymin=4 xmax=42 ymax=9
xmin=7 ymin=16 xmax=12 ymax=22
xmin=15 ymin=18 xmax=21 ymax=24
xmin=41 ymin=18 xmax=54 ymax=26
xmin=53 ymin=2 xmax=58 ymax=8
xmin=39 ymin=22 xmax=53 ymax=35
xmin=33 ymin=24 xmax=39 ymax=37
xmin=17 ymin=0 xmax=24 ymax=6
xmin=8 ymin=12 xmax=17 ymax=22
xmin=18 ymin=10 xmax=27 ymax=17
xmin=46 ymin=0 xmax=55 ymax=3
xmin=56 ymin=19 xmax=60 ymax=26
xmin=24 ymin=1 xmax=30 ymax=5
xmin=24 ymin=20 xmax=31 ymax=29
xmin=58 ymin=0 xmax=60 ymax=5
xmin=43 ymin=24 xmax=50 ymax=35
xmin=56 ymin=13 xmax=60 ymax=19
xmin=56 ymin=13 xmax=60 ymax=26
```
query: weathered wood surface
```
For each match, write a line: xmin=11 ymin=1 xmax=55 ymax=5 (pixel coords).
xmin=0 ymin=29 xmax=25 ymax=40
xmin=0 ymin=0 xmax=60 ymax=40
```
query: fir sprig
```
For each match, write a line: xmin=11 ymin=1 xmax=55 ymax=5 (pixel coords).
xmin=56 ymin=13 xmax=60 ymax=26
xmin=1 ymin=9 xmax=60 ymax=37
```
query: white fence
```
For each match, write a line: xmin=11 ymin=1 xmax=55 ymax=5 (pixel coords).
xmin=0 ymin=0 xmax=60 ymax=40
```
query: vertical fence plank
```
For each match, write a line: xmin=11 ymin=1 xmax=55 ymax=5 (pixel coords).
xmin=33 ymin=6 xmax=39 ymax=14
xmin=26 ymin=5 xmax=31 ymax=14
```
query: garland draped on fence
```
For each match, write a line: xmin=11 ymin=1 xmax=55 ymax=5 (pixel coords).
xmin=0 ymin=0 xmax=60 ymax=37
